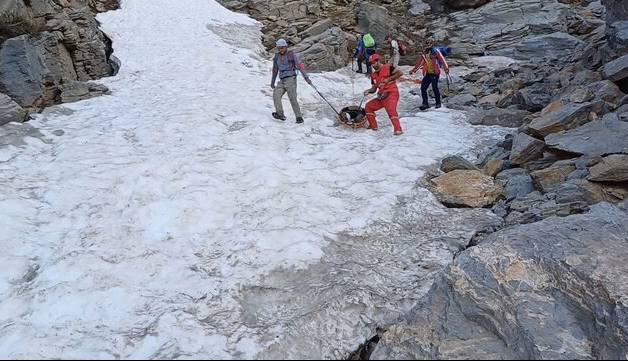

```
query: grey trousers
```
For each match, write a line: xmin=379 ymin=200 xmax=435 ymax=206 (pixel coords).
xmin=273 ymin=76 xmax=302 ymax=118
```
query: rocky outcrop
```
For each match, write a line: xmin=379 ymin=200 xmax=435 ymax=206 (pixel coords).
xmin=0 ymin=92 xmax=26 ymax=125
xmin=0 ymin=0 xmax=118 ymax=115
xmin=439 ymin=155 xmax=478 ymax=173
xmin=545 ymin=117 xmax=628 ymax=156
xmin=373 ymin=203 xmax=628 ymax=360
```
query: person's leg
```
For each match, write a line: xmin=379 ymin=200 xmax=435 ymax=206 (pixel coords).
xmin=273 ymin=80 xmax=287 ymax=117
xmin=357 ymin=57 xmax=364 ymax=73
xmin=432 ymin=75 xmax=442 ymax=107
xmin=383 ymin=92 xmax=402 ymax=133
xmin=284 ymin=77 xmax=303 ymax=120
xmin=392 ymin=54 xmax=400 ymax=67
xmin=420 ymin=75 xmax=432 ymax=109
xmin=365 ymin=98 xmax=384 ymax=130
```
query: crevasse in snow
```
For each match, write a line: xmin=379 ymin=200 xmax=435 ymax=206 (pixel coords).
xmin=0 ymin=0 xmax=508 ymax=359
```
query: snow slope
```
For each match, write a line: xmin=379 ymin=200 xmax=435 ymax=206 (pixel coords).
xmin=0 ymin=0 xmax=507 ymax=358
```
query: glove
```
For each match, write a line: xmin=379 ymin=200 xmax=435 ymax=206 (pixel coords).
xmin=270 ymin=83 xmax=275 ymax=89
xmin=376 ymin=92 xmax=389 ymax=101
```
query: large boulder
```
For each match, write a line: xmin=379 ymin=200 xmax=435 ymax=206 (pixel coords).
xmin=292 ymin=26 xmax=348 ymax=71
xmin=509 ymin=132 xmax=545 ymax=165
xmin=589 ymin=154 xmax=628 ymax=182
xmin=0 ymin=92 xmax=27 ymax=125
xmin=545 ymin=117 xmax=628 ymax=156
xmin=372 ymin=203 xmax=628 ymax=359
xmin=528 ymin=101 xmax=603 ymax=137
xmin=356 ymin=3 xmax=397 ymax=47
xmin=0 ymin=35 xmax=50 ymax=107
xmin=430 ymin=170 xmax=503 ymax=208
xmin=442 ymin=0 xmax=571 ymax=58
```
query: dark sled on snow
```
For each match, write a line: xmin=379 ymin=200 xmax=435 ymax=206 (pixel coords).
xmin=337 ymin=106 xmax=367 ymax=129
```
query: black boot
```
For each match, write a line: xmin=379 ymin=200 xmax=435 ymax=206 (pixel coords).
xmin=419 ymin=104 xmax=430 ymax=111
xmin=435 ymin=103 xmax=442 ymax=109
xmin=296 ymin=117 xmax=304 ymax=124
xmin=272 ymin=112 xmax=286 ymax=121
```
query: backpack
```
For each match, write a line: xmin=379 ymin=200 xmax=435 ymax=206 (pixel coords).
xmin=397 ymin=40 xmax=408 ymax=56
xmin=434 ymin=46 xmax=452 ymax=57
xmin=363 ymin=33 xmax=376 ymax=48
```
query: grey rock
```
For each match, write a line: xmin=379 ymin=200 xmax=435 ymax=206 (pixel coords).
xmin=409 ymin=0 xmax=431 ymax=15
xmin=440 ymin=155 xmax=479 ymax=173
xmin=445 ymin=93 xmax=476 ymax=108
xmin=494 ymin=32 xmax=586 ymax=62
xmin=528 ymin=101 xmax=603 ymax=137
xmin=0 ymin=93 xmax=27 ymax=126
xmin=546 ymin=117 xmax=628 ymax=156
xmin=607 ymin=21 xmax=628 ymax=53
xmin=570 ymin=69 xmax=602 ymax=86
xmin=300 ymin=18 xmax=332 ymax=39
xmin=59 ymin=81 xmax=109 ymax=103
xmin=442 ymin=0 xmax=571 ymax=58
xmin=292 ymin=27 xmax=348 ymax=71
xmin=602 ymin=54 xmax=628 ymax=83
xmin=588 ymin=154 xmax=628 ymax=182
xmin=356 ymin=3 xmax=396 ymax=46
xmin=589 ymin=79 xmax=626 ymax=107
xmin=603 ymin=0 xmax=628 ymax=25
xmin=496 ymin=168 xmax=536 ymax=201
xmin=0 ymin=35 xmax=49 ymax=107
xmin=373 ymin=203 xmax=628 ymax=360
xmin=468 ymin=107 xmax=531 ymax=128
xmin=510 ymin=132 xmax=545 ymax=165
xmin=514 ymin=83 xmax=554 ymax=112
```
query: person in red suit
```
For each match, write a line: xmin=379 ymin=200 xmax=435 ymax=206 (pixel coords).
xmin=363 ymin=54 xmax=404 ymax=135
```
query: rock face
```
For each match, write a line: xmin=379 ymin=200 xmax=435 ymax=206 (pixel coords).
xmin=437 ymin=0 xmax=572 ymax=57
xmin=494 ymin=32 xmax=586 ymax=61
xmin=0 ymin=92 xmax=26 ymax=125
xmin=430 ymin=170 xmax=503 ymax=208
xmin=603 ymin=54 xmax=628 ymax=88
xmin=0 ymin=0 xmax=118 ymax=110
xmin=372 ymin=203 xmax=628 ymax=360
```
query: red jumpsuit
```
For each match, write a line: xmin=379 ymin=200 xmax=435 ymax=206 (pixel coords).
xmin=365 ymin=64 xmax=402 ymax=133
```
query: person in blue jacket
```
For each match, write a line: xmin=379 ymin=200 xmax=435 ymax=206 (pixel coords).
xmin=353 ymin=34 xmax=377 ymax=75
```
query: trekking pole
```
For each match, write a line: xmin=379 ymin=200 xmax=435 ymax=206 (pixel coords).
xmin=311 ymin=84 xmax=340 ymax=116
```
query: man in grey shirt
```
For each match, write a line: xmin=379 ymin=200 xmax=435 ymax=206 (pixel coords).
xmin=271 ymin=39 xmax=312 ymax=124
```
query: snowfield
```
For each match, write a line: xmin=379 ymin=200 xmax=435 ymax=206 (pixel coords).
xmin=0 ymin=0 xmax=508 ymax=359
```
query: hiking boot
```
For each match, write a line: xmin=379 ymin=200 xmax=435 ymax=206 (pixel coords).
xmin=356 ymin=70 xmax=363 ymax=74
xmin=272 ymin=112 xmax=286 ymax=121
xmin=394 ymin=130 xmax=404 ymax=136
xmin=419 ymin=104 xmax=430 ymax=111
xmin=296 ymin=117 xmax=304 ymax=124
xmin=435 ymin=103 xmax=442 ymax=109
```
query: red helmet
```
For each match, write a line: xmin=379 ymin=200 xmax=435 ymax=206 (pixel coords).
xmin=368 ymin=53 xmax=381 ymax=64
